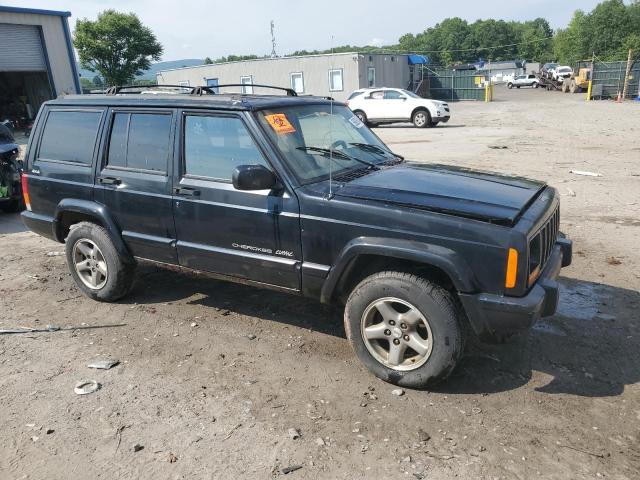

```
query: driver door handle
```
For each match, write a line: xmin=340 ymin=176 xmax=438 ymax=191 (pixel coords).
xmin=98 ymin=176 xmax=122 ymax=186
xmin=174 ymin=187 xmax=200 ymax=197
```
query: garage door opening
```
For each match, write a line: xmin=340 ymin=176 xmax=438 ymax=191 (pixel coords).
xmin=0 ymin=71 xmax=51 ymax=128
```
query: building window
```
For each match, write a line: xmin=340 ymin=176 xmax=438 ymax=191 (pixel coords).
xmin=240 ymin=75 xmax=253 ymax=94
xmin=367 ymin=67 xmax=376 ymax=87
xmin=328 ymin=69 xmax=343 ymax=92
xmin=368 ymin=55 xmax=373 ymax=62
xmin=206 ymin=78 xmax=219 ymax=93
xmin=290 ymin=72 xmax=304 ymax=94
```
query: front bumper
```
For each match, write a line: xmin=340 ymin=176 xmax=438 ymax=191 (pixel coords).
xmin=459 ymin=237 xmax=572 ymax=342
xmin=433 ymin=115 xmax=450 ymax=123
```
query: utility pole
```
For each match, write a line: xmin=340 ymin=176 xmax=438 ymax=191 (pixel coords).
xmin=270 ymin=20 xmax=277 ymax=58
xmin=622 ymin=48 xmax=633 ymax=101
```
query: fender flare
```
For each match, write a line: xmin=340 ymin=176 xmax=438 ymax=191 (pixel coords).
xmin=53 ymin=199 xmax=133 ymax=262
xmin=320 ymin=237 xmax=478 ymax=303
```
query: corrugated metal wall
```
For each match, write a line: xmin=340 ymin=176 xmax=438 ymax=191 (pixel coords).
xmin=591 ymin=60 xmax=639 ymax=99
xmin=422 ymin=67 xmax=488 ymax=101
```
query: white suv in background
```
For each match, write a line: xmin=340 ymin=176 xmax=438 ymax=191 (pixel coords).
xmin=346 ymin=87 xmax=450 ymax=128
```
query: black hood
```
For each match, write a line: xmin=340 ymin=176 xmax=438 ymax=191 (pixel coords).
xmin=334 ymin=162 xmax=546 ymax=225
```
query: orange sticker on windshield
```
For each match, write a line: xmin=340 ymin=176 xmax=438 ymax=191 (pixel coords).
xmin=264 ymin=114 xmax=296 ymax=134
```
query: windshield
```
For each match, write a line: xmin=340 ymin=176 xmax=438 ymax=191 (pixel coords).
xmin=257 ymin=104 xmax=397 ymax=183
xmin=559 ymin=67 xmax=572 ymax=73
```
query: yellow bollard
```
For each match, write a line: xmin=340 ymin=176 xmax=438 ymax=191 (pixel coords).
xmin=586 ymin=80 xmax=592 ymax=101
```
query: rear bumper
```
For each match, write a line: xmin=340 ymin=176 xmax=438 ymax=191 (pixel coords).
xmin=459 ymin=237 xmax=572 ymax=342
xmin=21 ymin=211 xmax=58 ymax=242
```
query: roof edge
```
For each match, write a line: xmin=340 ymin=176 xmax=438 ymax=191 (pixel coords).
xmin=157 ymin=52 xmax=408 ymax=75
xmin=0 ymin=6 xmax=71 ymax=17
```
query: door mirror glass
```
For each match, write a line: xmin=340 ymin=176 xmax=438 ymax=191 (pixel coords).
xmin=232 ymin=164 xmax=276 ymax=191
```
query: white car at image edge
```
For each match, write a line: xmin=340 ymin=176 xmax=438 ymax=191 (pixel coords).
xmin=346 ymin=87 xmax=450 ymax=128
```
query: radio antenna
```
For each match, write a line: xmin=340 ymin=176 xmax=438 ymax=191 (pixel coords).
xmin=328 ymin=35 xmax=334 ymax=199
xmin=270 ymin=21 xmax=277 ymax=58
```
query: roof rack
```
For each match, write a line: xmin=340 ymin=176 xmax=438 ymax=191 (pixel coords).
xmin=104 ymin=84 xmax=298 ymax=97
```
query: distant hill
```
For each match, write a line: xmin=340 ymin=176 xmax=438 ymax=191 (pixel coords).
xmin=77 ymin=59 xmax=204 ymax=83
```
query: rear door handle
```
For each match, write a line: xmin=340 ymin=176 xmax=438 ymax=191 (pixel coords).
xmin=174 ymin=187 xmax=200 ymax=197
xmin=99 ymin=176 xmax=122 ymax=186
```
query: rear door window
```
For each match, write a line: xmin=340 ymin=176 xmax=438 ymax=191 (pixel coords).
xmin=38 ymin=110 xmax=102 ymax=164
xmin=106 ymin=112 xmax=172 ymax=173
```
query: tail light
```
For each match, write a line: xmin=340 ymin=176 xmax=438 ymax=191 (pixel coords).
xmin=22 ymin=174 xmax=31 ymax=211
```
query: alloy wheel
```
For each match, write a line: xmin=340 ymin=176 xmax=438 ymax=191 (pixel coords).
xmin=72 ymin=239 xmax=108 ymax=290
xmin=360 ymin=297 xmax=434 ymax=371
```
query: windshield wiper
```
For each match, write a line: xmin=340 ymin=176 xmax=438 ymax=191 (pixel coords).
xmin=296 ymin=146 xmax=377 ymax=168
xmin=349 ymin=143 xmax=404 ymax=160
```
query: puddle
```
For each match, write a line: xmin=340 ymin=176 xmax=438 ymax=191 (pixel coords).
xmin=555 ymin=282 xmax=609 ymax=321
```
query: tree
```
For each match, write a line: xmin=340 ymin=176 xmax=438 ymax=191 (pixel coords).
xmin=73 ymin=10 xmax=163 ymax=86
xmin=516 ymin=18 xmax=554 ymax=62
xmin=553 ymin=1 xmax=639 ymax=63
xmin=204 ymin=57 xmax=213 ymax=64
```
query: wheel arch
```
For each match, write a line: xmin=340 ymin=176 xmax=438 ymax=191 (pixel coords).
xmin=320 ymin=237 xmax=478 ymax=304
xmin=411 ymin=105 xmax=432 ymax=120
xmin=53 ymin=199 xmax=133 ymax=263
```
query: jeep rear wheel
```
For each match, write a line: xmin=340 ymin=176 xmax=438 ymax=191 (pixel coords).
xmin=65 ymin=222 xmax=135 ymax=302
xmin=344 ymin=271 xmax=464 ymax=389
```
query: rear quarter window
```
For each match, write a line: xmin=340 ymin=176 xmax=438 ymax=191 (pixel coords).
xmin=38 ymin=110 xmax=102 ymax=165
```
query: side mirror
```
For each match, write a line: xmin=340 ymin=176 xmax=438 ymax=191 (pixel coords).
xmin=232 ymin=164 xmax=277 ymax=191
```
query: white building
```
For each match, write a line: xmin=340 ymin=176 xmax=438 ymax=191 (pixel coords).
xmin=157 ymin=53 xmax=414 ymax=102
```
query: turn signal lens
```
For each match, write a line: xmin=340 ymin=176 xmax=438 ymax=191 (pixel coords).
xmin=505 ymin=248 xmax=518 ymax=289
xmin=21 ymin=174 xmax=31 ymax=211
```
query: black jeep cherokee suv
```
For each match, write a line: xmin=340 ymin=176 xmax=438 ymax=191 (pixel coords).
xmin=21 ymin=85 xmax=572 ymax=388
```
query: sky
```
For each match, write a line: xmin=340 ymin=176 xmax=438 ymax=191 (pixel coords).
xmin=4 ymin=0 xmax=606 ymax=61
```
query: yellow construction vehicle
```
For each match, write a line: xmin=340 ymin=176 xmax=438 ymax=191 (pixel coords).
xmin=562 ymin=67 xmax=592 ymax=93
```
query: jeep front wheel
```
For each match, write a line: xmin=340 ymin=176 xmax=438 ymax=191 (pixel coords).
xmin=65 ymin=222 xmax=135 ymax=302
xmin=344 ymin=271 xmax=464 ymax=389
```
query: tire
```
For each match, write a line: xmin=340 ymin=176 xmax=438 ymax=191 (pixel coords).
xmin=344 ymin=271 xmax=464 ymax=389
xmin=516 ymin=85 xmax=520 ymax=89
xmin=65 ymin=222 xmax=135 ymax=302
xmin=353 ymin=110 xmax=367 ymax=124
xmin=533 ymin=82 xmax=539 ymax=89
xmin=412 ymin=109 xmax=431 ymax=128
xmin=507 ymin=83 xmax=513 ymax=89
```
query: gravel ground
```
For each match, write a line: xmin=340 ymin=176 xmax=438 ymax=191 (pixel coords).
xmin=0 ymin=86 xmax=639 ymax=480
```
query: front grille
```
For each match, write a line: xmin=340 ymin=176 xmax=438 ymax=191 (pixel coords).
xmin=528 ymin=206 xmax=559 ymax=284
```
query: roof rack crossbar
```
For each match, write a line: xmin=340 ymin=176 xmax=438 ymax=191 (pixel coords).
xmin=212 ymin=84 xmax=298 ymax=96
xmin=104 ymin=84 xmax=196 ymax=95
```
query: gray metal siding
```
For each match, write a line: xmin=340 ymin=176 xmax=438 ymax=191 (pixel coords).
xmin=0 ymin=23 xmax=46 ymax=71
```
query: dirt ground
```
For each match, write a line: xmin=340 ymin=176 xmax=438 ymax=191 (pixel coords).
xmin=1 ymin=87 xmax=639 ymax=480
